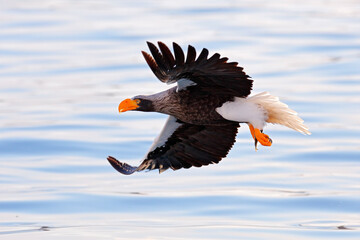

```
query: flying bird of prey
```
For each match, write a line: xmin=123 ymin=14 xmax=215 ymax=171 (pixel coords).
xmin=107 ymin=42 xmax=310 ymax=175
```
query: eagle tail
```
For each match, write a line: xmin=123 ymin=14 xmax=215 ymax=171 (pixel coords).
xmin=247 ymin=92 xmax=311 ymax=135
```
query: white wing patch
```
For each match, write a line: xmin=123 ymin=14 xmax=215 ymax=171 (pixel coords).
xmin=146 ymin=116 xmax=182 ymax=156
xmin=176 ymin=78 xmax=197 ymax=92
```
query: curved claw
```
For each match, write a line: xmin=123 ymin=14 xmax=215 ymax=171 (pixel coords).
xmin=248 ymin=124 xmax=272 ymax=149
xmin=107 ymin=156 xmax=138 ymax=175
xmin=254 ymin=129 xmax=272 ymax=146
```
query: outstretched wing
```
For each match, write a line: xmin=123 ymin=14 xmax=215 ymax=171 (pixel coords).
xmin=107 ymin=116 xmax=239 ymax=174
xmin=142 ymin=41 xmax=253 ymax=98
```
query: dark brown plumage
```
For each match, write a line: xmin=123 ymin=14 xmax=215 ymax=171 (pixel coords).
xmin=142 ymin=41 xmax=253 ymax=97
xmin=107 ymin=41 xmax=309 ymax=175
xmin=108 ymin=121 xmax=239 ymax=174
xmin=108 ymin=41 xmax=252 ymax=174
xmin=147 ymin=87 xmax=233 ymax=125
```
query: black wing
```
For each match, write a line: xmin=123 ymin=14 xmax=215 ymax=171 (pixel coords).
xmin=141 ymin=41 xmax=253 ymax=97
xmin=107 ymin=116 xmax=239 ymax=174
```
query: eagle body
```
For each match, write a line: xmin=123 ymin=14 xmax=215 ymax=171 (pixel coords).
xmin=137 ymin=86 xmax=234 ymax=126
xmin=108 ymin=42 xmax=310 ymax=175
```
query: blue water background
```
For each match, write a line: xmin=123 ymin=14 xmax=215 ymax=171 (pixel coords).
xmin=0 ymin=1 xmax=359 ymax=239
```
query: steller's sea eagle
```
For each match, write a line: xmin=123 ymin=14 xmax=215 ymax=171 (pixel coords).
xmin=107 ymin=42 xmax=310 ymax=175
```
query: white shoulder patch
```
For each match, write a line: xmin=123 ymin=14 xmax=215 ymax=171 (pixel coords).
xmin=146 ymin=116 xmax=182 ymax=155
xmin=176 ymin=78 xmax=197 ymax=92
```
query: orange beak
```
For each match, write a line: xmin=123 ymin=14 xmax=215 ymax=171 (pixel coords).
xmin=118 ymin=98 xmax=139 ymax=113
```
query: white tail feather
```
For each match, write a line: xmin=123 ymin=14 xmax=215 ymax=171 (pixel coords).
xmin=247 ymin=92 xmax=311 ymax=135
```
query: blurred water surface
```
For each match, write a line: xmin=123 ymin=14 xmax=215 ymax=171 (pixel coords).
xmin=1 ymin=1 xmax=360 ymax=239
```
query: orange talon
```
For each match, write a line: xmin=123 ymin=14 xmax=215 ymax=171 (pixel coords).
xmin=254 ymin=128 xmax=272 ymax=146
xmin=248 ymin=124 xmax=272 ymax=149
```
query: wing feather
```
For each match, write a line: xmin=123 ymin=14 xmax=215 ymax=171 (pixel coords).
xmin=107 ymin=117 xmax=239 ymax=174
xmin=141 ymin=51 xmax=166 ymax=81
xmin=158 ymin=41 xmax=175 ymax=69
xmin=146 ymin=41 xmax=167 ymax=72
xmin=196 ymin=48 xmax=209 ymax=64
xmin=173 ymin=42 xmax=185 ymax=67
xmin=185 ymin=45 xmax=196 ymax=64
xmin=142 ymin=41 xmax=253 ymax=97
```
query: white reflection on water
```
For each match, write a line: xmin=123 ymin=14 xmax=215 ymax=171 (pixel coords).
xmin=0 ymin=0 xmax=360 ymax=239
